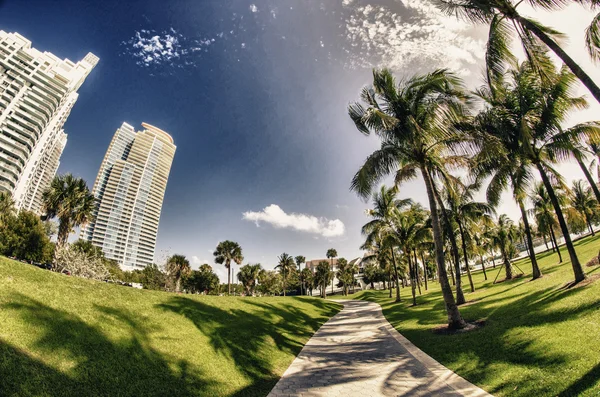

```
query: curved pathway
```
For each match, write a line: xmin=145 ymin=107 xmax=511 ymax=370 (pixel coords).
xmin=268 ymin=300 xmax=492 ymax=397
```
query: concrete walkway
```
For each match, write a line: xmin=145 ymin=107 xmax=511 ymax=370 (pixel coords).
xmin=267 ymin=300 xmax=492 ymax=397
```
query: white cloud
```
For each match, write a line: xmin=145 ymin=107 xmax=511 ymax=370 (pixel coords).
xmin=250 ymin=4 xmax=258 ymax=12
xmin=191 ymin=256 xmax=209 ymax=266
xmin=243 ymin=204 xmax=345 ymax=237
xmin=342 ymin=0 xmax=484 ymax=75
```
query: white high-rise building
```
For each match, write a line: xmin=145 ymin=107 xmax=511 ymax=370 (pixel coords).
xmin=82 ymin=122 xmax=176 ymax=270
xmin=0 ymin=31 xmax=98 ymax=214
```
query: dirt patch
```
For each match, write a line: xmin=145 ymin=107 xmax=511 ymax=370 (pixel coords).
xmin=561 ymin=273 xmax=600 ymax=289
xmin=432 ymin=319 xmax=486 ymax=335
xmin=493 ymin=273 xmax=524 ymax=284
xmin=585 ymin=256 xmax=600 ymax=267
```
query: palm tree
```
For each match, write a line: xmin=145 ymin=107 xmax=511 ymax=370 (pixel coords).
xmin=213 ymin=240 xmax=244 ymax=294
xmin=443 ymin=178 xmax=495 ymax=292
xmin=491 ymin=215 xmax=517 ymax=280
xmin=299 ymin=267 xmax=313 ymax=296
xmin=315 ymin=260 xmax=331 ymax=298
xmin=0 ymin=191 xmax=15 ymax=228
xmin=530 ymin=182 xmax=562 ymax=262
xmin=326 ymin=248 xmax=337 ymax=294
xmin=42 ymin=174 xmax=94 ymax=248
xmin=237 ymin=263 xmax=262 ymax=295
xmin=349 ymin=68 xmax=469 ymax=329
xmin=570 ymin=180 xmax=598 ymax=236
xmin=276 ymin=253 xmax=295 ymax=296
xmin=295 ymin=255 xmax=306 ymax=294
xmin=361 ymin=185 xmax=412 ymax=302
xmin=166 ymin=254 xmax=191 ymax=293
xmin=436 ymin=0 xmax=600 ymax=103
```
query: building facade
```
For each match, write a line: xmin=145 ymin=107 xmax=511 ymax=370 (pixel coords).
xmin=82 ymin=122 xmax=176 ymax=270
xmin=0 ymin=31 xmax=98 ymax=214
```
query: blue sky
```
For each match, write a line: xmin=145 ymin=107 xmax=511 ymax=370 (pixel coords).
xmin=2 ymin=0 xmax=598 ymax=281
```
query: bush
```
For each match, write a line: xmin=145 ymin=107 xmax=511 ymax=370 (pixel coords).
xmin=54 ymin=245 xmax=109 ymax=281
xmin=0 ymin=210 xmax=53 ymax=263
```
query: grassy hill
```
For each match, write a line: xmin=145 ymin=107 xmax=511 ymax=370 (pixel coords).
xmin=341 ymin=233 xmax=600 ymax=397
xmin=0 ymin=257 xmax=340 ymax=397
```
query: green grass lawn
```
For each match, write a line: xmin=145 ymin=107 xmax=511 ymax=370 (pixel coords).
xmin=340 ymin=234 xmax=600 ymax=397
xmin=0 ymin=257 xmax=340 ymax=397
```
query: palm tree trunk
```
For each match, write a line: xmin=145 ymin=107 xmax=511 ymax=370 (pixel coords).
xmin=175 ymin=277 xmax=181 ymax=293
xmin=519 ymin=199 xmax=542 ymax=279
xmin=550 ymin=225 xmax=563 ymax=263
xmin=502 ymin=247 xmax=513 ymax=280
xmin=543 ymin=234 xmax=549 ymax=250
xmin=227 ymin=263 xmax=231 ymax=295
xmin=390 ymin=248 xmax=401 ymax=302
xmin=422 ymin=168 xmax=465 ymax=328
xmin=408 ymin=253 xmax=417 ymax=306
xmin=517 ymin=16 xmax=600 ymax=104
xmin=577 ymin=156 xmax=600 ymax=205
xmin=479 ymin=253 xmax=488 ymax=280
xmin=388 ymin=268 xmax=393 ymax=298
xmin=283 ymin=274 xmax=286 ymax=297
xmin=421 ymin=252 xmax=429 ymax=290
xmin=413 ymin=249 xmax=422 ymax=295
xmin=537 ymin=164 xmax=585 ymax=282
xmin=448 ymin=260 xmax=456 ymax=285
xmin=586 ymin=215 xmax=595 ymax=236
xmin=433 ymin=185 xmax=466 ymax=304
xmin=457 ymin=221 xmax=475 ymax=293
xmin=491 ymin=251 xmax=496 ymax=268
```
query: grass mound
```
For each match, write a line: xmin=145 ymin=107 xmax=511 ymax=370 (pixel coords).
xmin=0 ymin=257 xmax=340 ymax=397
xmin=341 ymin=233 xmax=600 ymax=397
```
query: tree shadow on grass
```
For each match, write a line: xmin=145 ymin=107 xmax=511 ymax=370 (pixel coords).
xmin=1 ymin=294 xmax=215 ymax=396
xmin=158 ymin=296 xmax=339 ymax=397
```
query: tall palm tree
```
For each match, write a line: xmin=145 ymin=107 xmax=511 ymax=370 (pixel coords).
xmin=570 ymin=180 xmax=598 ymax=236
xmin=0 ymin=191 xmax=15 ymax=228
xmin=326 ymin=248 xmax=337 ymax=294
xmin=276 ymin=253 xmax=295 ymax=296
xmin=349 ymin=68 xmax=469 ymax=329
xmin=436 ymin=0 xmax=600 ymax=103
xmin=237 ymin=263 xmax=262 ymax=295
xmin=166 ymin=254 xmax=191 ymax=293
xmin=42 ymin=174 xmax=94 ymax=248
xmin=295 ymin=255 xmax=306 ymax=294
xmin=213 ymin=240 xmax=244 ymax=294
xmin=443 ymin=178 xmax=495 ymax=292
xmin=491 ymin=215 xmax=518 ymax=280
xmin=529 ymin=182 xmax=563 ymax=262
xmin=361 ymin=185 xmax=412 ymax=302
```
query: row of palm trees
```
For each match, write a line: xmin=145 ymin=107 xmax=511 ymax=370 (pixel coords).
xmin=349 ymin=55 xmax=600 ymax=328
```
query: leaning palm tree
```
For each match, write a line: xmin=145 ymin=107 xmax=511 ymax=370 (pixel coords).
xmin=491 ymin=215 xmax=518 ymax=280
xmin=349 ymin=68 xmax=469 ymax=329
xmin=166 ymin=254 xmax=191 ymax=293
xmin=443 ymin=178 xmax=495 ymax=292
xmin=276 ymin=253 xmax=295 ymax=296
xmin=213 ymin=240 xmax=244 ymax=295
xmin=436 ymin=0 xmax=600 ymax=103
xmin=529 ymin=182 xmax=563 ymax=262
xmin=326 ymin=248 xmax=337 ymax=294
xmin=570 ymin=180 xmax=598 ymax=236
xmin=42 ymin=174 xmax=94 ymax=248
xmin=361 ymin=185 xmax=412 ymax=302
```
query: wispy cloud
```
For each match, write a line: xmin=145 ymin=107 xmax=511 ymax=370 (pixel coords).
xmin=249 ymin=4 xmax=258 ymax=13
xmin=243 ymin=204 xmax=345 ymax=237
xmin=191 ymin=255 xmax=208 ymax=266
xmin=342 ymin=0 xmax=484 ymax=75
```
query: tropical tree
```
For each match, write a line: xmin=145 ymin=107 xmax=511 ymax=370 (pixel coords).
xmin=529 ymin=181 xmax=563 ymax=262
xmin=295 ymin=255 xmax=306 ymax=294
xmin=361 ymin=185 xmax=412 ymax=302
xmin=363 ymin=262 xmax=379 ymax=289
xmin=336 ymin=258 xmax=356 ymax=296
xmin=276 ymin=253 xmax=296 ymax=296
xmin=42 ymin=174 xmax=94 ymax=248
xmin=491 ymin=215 xmax=517 ymax=280
xmin=237 ymin=263 xmax=262 ymax=295
xmin=315 ymin=260 xmax=332 ymax=298
xmin=569 ymin=180 xmax=598 ymax=236
xmin=0 ymin=191 xmax=15 ymax=228
xmin=166 ymin=254 xmax=191 ymax=293
xmin=213 ymin=240 xmax=244 ymax=294
xmin=349 ymin=68 xmax=469 ymax=328
xmin=326 ymin=248 xmax=337 ymax=294
xmin=300 ymin=267 xmax=314 ymax=296
xmin=436 ymin=0 xmax=600 ymax=103
xmin=442 ymin=178 xmax=494 ymax=292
